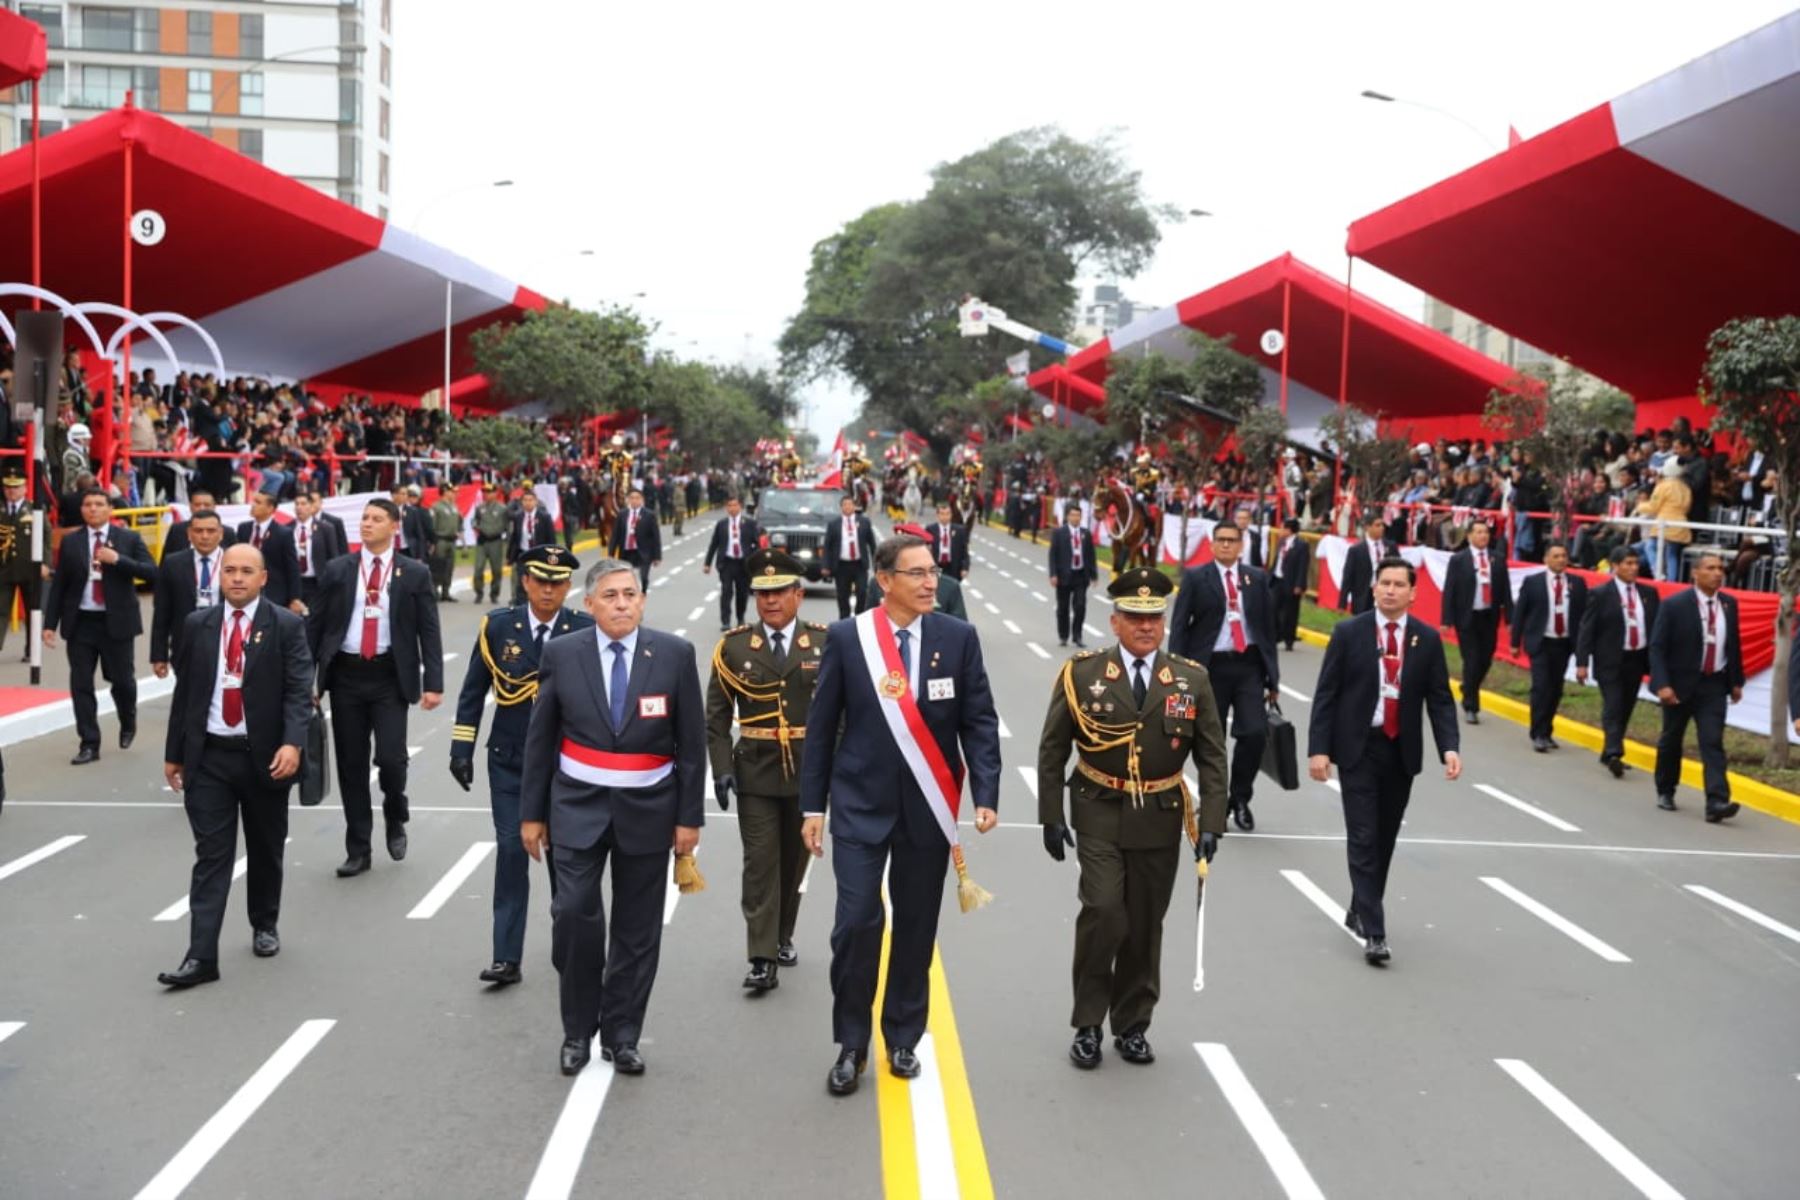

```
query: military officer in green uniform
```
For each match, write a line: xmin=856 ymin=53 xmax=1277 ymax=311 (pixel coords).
xmin=429 ymin=489 xmax=463 ymax=602
xmin=0 ymin=471 xmax=42 ymax=663
xmin=706 ymin=547 xmax=828 ymax=993
xmin=1038 ymin=567 xmax=1229 ymax=1069
xmin=469 ymin=483 xmax=511 ymax=604
xmin=449 ymin=544 xmax=594 ymax=986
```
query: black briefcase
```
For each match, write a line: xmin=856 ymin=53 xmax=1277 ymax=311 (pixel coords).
xmin=300 ymin=708 xmax=331 ymax=808
xmin=1260 ymin=700 xmax=1300 ymax=791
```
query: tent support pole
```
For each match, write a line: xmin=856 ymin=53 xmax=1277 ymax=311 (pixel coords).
xmin=1333 ymin=256 xmax=1353 ymax=523
xmin=1279 ymin=277 xmax=1291 ymax=418
xmin=443 ymin=279 xmax=453 ymax=419
xmin=120 ymin=95 xmax=134 ymax=487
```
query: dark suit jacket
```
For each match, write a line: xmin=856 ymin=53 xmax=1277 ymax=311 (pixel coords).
xmin=1271 ymin=534 xmax=1312 ymax=595
xmin=149 ymin=548 xmax=217 ymax=666
xmin=1337 ymin=537 xmax=1393 ymax=614
xmin=519 ymin=626 xmax=706 ymax=854
xmin=305 ymin=551 xmax=444 ymax=701
xmin=1243 ymin=527 xmax=1265 ymax=569
xmin=1441 ymin=543 xmax=1514 ymax=627
xmin=318 ymin=511 xmax=350 ymax=551
xmin=1648 ymin=588 xmax=1745 ymax=700
xmin=1168 ymin=562 xmax=1280 ymax=687
xmin=1511 ymin=570 xmax=1589 ymax=658
xmin=164 ymin=601 xmax=313 ymax=788
xmin=1575 ymin=578 xmax=1660 ymax=679
xmin=704 ymin=515 xmax=762 ymax=569
xmin=292 ymin=515 xmax=347 ymax=580
xmin=162 ymin=519 xmax=235 ymax=560
xmin=507 ymin=508 xmax=557 ymax=562
xmin=1308 ymin=612 xmax=1459 ymax=776
xmin=799 ymin=613 xmax=1001 ymax=845
xmin=1047 ymin=524 xmax=1098 ymax=586
xmin=396 ymin=505 xmax=434 ymax=557
xmin=45 ymin=523 xmax=158 ymax=639
xmin=824 ymin=515 xmax=876 ymax=574
xmin=235 ymin=520 xmax=302 ymax=608
xmin=610 ymin=507 xmax=663 ymax=561
xmin=925 ymin=523 xmax=969 ymax=576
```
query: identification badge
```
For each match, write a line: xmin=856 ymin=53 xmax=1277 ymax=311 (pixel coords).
xmin=88 ymin=561 xmax=103 ymax=581
xmin=197 ymin=589 xmax=216 ymax=608
xmin=1226 ymin=609 xmax=1243 ymax=622
xmin=1379 ymin=681 xmax=1400 ymax=701
xmin=928 ymin=677 xmax=955 ymax=701
xmin=363 ymin=604 xmax=383 ymax=620
xmin=222 ymin=671 xmax=243 ymax=691
xmin=639 ymin=694 xmax=669 ymax=718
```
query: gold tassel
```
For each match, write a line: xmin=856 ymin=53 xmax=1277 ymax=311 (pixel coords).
xmin=673 ymin=852 xmax=706 ymax=894
xmin=952 ymin=844 xmax=992 ymax=913
xmin=1195 ymin=856 xmax=1209 ymax=880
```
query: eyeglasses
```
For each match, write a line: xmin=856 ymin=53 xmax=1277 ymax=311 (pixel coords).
xmin=888 ymin=567 xmax=942 ymax=581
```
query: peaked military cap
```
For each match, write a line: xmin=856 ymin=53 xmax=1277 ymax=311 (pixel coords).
xmin=746 ymin=547 xmax=805 ymax=590
xmin=1108 ymin=566 xmax=1173 ymax=613
xmin=519 ymin=543 xmax=579 ymax=582
xmin=1 ymin=472 xmax=24 ymax=486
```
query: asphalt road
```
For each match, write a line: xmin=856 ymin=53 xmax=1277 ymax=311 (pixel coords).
xmin=2 ymin=516 xmax=1798 ymax=1199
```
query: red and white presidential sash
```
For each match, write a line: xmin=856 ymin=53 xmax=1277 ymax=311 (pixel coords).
xmin=854 ymin=608 xmax=963 ymax=849
xmin=558 ymin=739 xmax=673 ymax=789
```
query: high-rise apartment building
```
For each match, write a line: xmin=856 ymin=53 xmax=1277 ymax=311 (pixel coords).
xmin=1 ymin=0 xmax=393 ymax=216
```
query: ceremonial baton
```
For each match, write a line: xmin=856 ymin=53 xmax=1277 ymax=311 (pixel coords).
xmin=1192 ymin=854 xmax=1209 ymax=992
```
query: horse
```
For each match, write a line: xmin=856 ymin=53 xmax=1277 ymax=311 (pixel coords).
xmin=947 ymin=476 xmax=983 ymax=531
xmin=1096 ymin=479 xmax=1156 ymax=572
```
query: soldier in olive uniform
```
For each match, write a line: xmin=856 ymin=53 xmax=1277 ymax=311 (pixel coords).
xmin=1038 ymin=567 xmax=1229 ymax=1070
xmin=429 ymin=490 xmax=463 ymax=602
xmin=0 ymin=471 xmax=42 ymax=663
xmin=449 ymin=544 xmax=594 ymax=986
xmin=706 ymin=548 xmax=828 ymax=992
xmin=470 ymin=483 xmax=511 ymax=604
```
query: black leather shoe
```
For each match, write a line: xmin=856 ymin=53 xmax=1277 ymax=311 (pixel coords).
xmin=603 ymin=1044 xmax=645 ymax=1075
xmin=1345 ymin=908 xmax=1364 ymax=937
xmin=1604 ymin=755 xmax=1626 ymax=779
xmin=1705 ymin=801 xmax=1741 ymax=824
xmin=118 ymin=726 xmax=136 ymax=750
xmin=1058 ymin=638 xmax=1067 ymax=647
xmin=252 ymin=928 xmax=280 ymax=957
xmin=827 ymin=1047 xmax=867 ymax=1095
xmin=888 ymin=1045 xmax=921 ymax=1078
xmin=560 ymin=1037 xmax=590 ymax=1076
xmin=1364 ymin=936 xmax=1391 ymax=965
xmin=1657 ymin=794 xmax=1678 ymax=812
xmin=157 ymin=958 xmax=219 ymax=988
xmin=1073 ymin=639 xmax=1086 ymax=649
xmin=743 ymin=959 xmax=779 ymax=992
xmin=385 ymin=825 xmax=408 ymax=862
xmin=777 ymin=941 xmax=798 ymax=967
xmin=1113 ymin=1030 xmax=1155 ymax=1064
xmin=1532 ymin=737 xmax=1551 ymax=753
xmin=1464 ymin=709 xmax=1481 ymax=725
xmin=336 ymin=855 xmax=371 ymax=877
xmin=1230 ymin=802 xmax=1255 ymax=832
xmin=1545 ymin=737 xmax=1560 ymax=750
xmin=71 ymin=745 xmax=100 ymax=766
xmin=1069 ymin=1026 xmax=1103 ymax=1069
xmin=479 ymin=961 xmax=522 ymax=986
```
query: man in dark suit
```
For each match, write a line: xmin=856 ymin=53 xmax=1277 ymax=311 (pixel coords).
xmin=519 ymin=557 xmax=706 ymax=1077
xmin=151 ymin=510 xmax=227 ymax=676
xmin=823 ymin=493 xmax=876 ymax=620
xmin=392 ymin=484 xmax=434 ymax=561
xmin=236 ymin=490 xmax=302 ymax=610
xmin=307 ymin=487 xmax=350 ymax=550
xmin=156 ymin=543 xmax=313 ymax=989
xmin=1575 ymin=546 xmax=1659 ymax=779
xmin=1510 ymin=541 xmax=1588 ymax=752
xmin=1269 ymin=517 xmax=1311 ymax=651
xmin=1336 ymin=513 xmax=1391 ymax=615
xmin=1648 ymin=550 xmax=1745 ymax=821
xmin=1169 ymin=522 xmax=1280 ymax=831
xmin=1440 ymin=519 xmax=1512 ymax=724
xmin=1232 ymin=504 xmax=1265 ymax=569
xmin=800 ymin=532 xmax=1001 ymax=1096
xmin=307 ymin=498 xmax=444 ymax=875
xmin=161 ymin=489 xmax=236 ymax=560
xmin=1308 ymin=556 xmax=1461 ymax=965
xmin=507 ymin=488 xmax=557 ymax=603
xmin=925 ymin=503 xmax=970 ymax=580
xmin=292 ymin=490 xmax=347 ymax=611
xmin=610 ymin=488 xmax=662 ymax=592
xmin=44 ymin=488 xmax=159 ymax=764
xmin=703 ymin=495 xmax=759 ymax=629
xmin=1047 ymin=503 xmax=1098 ymax=648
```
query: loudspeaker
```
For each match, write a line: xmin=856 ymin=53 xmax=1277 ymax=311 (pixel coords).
xmin=12 ymin=309 xmax=63 ymax=424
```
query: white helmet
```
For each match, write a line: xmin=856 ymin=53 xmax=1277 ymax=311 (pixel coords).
xmin=67 ymin=422 xmax=91 ymax=446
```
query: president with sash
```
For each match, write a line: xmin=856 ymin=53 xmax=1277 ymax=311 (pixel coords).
xmin=801 ymin=531 xmax=1002 ymax=1097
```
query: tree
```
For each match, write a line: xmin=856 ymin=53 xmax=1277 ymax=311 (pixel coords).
xmin=470 ymin=303 xmax=657 ymax=418
xmin=642 ymin=358 xmax=766 ymax=468
xmin=1319 ymin=406 xmax=1413 ymax=523
xmin=1702 ymin=315 xmax=1800 ymax=767
xmin=1012 ymin=422 xmax=1115 ymax=486
xmin=439 ymin=415 xmax=551 ymax=472
xmin=714 ymin=364 xmax=797 ymax=426
xmin=939 ymin=376 xmax=1024 ymax=450
xmin=1483 ymin=364 xmax=1634 ymax=531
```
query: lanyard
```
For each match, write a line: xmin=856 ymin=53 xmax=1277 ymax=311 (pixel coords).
xmin=360 ymin=554 xmax=392 ymax=603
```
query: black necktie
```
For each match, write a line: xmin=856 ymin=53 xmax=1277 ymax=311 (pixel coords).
xmin=771 ymin=629 xmax=786 ymax=667
xmin=533 ymin=623 xmax=548 ymax=656
xmin=1132 ymin=658 xmax=1148 ymax=707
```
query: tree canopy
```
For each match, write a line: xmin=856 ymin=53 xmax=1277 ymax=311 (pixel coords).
xmin=1483 ymin=364 xmax=1634 ymax=524
xmin=470 ymin=303 xmax=657 ymax=418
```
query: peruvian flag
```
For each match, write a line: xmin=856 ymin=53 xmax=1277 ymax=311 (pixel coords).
xmin=818 ymin=430 xmax=846 ymax=488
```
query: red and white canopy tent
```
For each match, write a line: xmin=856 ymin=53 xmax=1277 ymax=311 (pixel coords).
xmin=1346 ymin=10 xmax=1800 ymax=427
xmin=1025 ymin=253 xmax=1518 ymax=445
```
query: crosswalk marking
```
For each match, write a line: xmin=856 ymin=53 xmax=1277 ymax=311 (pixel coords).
xmin=1481 ymin=877 xmax=1630 ymax=962
xmin=1016 ymin=766 xmax=1038 ymax=799
xmin=524 ymin=1056 xmax=617 ymax=1200
xmin=0 ymin=1021 xmax=22 ymax=1045
xmin=0 ymin=834 xmax=86 ymax=883
xmin=1496 ymin=1058 xmax=1683 ymax=1200
xmin=997 ymin=716 xmax=1011 ymax=739
xmin=1279 ymin=869 xmax=1361 ymax=943
xmin=1684 ymin=885 xmax=1800 ymax=945
xmin=406 ymin=843 xmax=496 ymax=920
xmin=1474 ymin=784 xmax=1580 ymax=833
xmin=1194 ymin=1043 xmax=1327 ymax=1200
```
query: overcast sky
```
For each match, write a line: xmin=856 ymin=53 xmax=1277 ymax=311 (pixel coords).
xmin=390 ymin=0 xmax=1793 ymax=441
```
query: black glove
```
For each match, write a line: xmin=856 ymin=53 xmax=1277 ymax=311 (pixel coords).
xmin=714 ymin=775 xmax=736 ymax=812
xmin=449 ymin=757 xmax=474 ymax=792
xmin=1198 ymin=831 xmax=1219 ymax=862
xmin=1043 ymin=822 xmax=1075 ymax=862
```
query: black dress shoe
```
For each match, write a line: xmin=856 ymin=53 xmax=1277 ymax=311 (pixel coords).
xmin=743 ymin=959 xmax=779 ymax=992
xmin=1364 ymin=936 xmax=1391 ymax=965
xmin=1058 ymin=638 xmax=1067 ymax=647
xmin=157 ymin=958 xmax=219 ymax=988
xmin=1705 ymin=801 xmax=1741 ymax=824
xmin=827 ymin=1047 xmax=867 ymax=1095
xmin=1545 ymin=737 xmax=1560 ymax=750
xmin=776 ymin=941 xmax=798 ymax=967
xmin=1073 ymin=639 xmax=1086 ymax=649
xmin=603 ymin=1044 xmax=645 ymax=1075
xmin=1113 ymin=1030 xmax=1155 ymax=1064
xmin=560 ymin=1037 xmax=591 ymax=1076
xmin=385 ymin=825 xmax=408 ymax=862
xmin=118 ymin=727 xmax=135 ymax=750
xmin=1657 ymin=794 xmax=1678 ymax=812
xmin=479 ymin=961 xmax=522 ymax=985
xmin=336 ymin=855 xmax=372 ymax=877
xmin=1345 ymin=908 xmax=1364 ymax=937
xmin=1604 ymin=755 xmax=1626 ymax=779
xmin=71 ymin=745 xmax=100 ymax=766
xmin=1069 ymin=1025 xmax=1103 ymax=1069
xmin=1465 ymin=709 xmax=1481 ymax=725
xmin=252 ymin=928 xmax=280 ymax=958
xmin=888 ymin=1045 xmax=921 ymax=1078
xmin=1532 ymin=737 xmax=1551 ymax=753
xmin=1230 ymin=802 xmax=1255 ymax=832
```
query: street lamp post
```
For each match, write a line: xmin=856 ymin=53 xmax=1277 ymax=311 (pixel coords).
xmin=1359 ymin=89 xmax=1501 ymax=152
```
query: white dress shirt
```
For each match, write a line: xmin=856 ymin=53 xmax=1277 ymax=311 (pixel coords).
xmin=763 ymin=617 xmax=797 ymax=657
xmin=1616 ymin=578 xmax=1645 ymax=650
xmin=1211 ymin=562 xmax=1253 ymax=653
xmin=1470 ymin=547 xmax=1493 ymax=611
xmin=1695 ymin=588 xmax=1729 ymax=671
xmin=78 ymin=526 xmax=108 ymax=612
xmin=841 ymin=516 xmax=858 ymax=562
xmin=1542 ymin=569 xmax=1571 ymax=638
xmin=598 ymin=626 xmax=640 ymax=709
xmin=1371 ymin=612 xmax=1409 ymax=727
xmin=1273 ymin=536 xmax=1293 ymax=578
xmin=193 ymin=548 xmax=221 ymax=609
xmin=337 ymin=547 xmax=395 ymax=656
xmin=1118 ymin=645 xmax=1154 ymax=706
xmin=206 ymin=597 xmax=260 ymax=736
xmin=297 ymin=518 xmax=317 ymax=577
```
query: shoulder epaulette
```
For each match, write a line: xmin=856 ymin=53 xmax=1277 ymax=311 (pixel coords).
xmin=1171 ymin=654 xmax=1203 ymax=669
xmin=805 ymin=621 xmax=830 ymax=632
xmin=726 ymin=624 xmax=753 ymax=637
xmin=486 ymin=605 xmax=515 ymax=622
xmin=1073 ymin=648 xmax=1101 ymax=661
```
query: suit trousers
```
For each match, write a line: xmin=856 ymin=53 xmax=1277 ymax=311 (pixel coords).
xmin=68 ymin=611 xmax=136 ymax=748
xmin=1070 ymin=832 xmax=1179 ymax=1034
xmin=716 ymin=558 xmax=749 ymax=625
xmin=1273 ymin=582 xmax=1302 ymax=647
xmin=1207 ymin=651 xmax=1269 ymax=805
xmin=1339 ymin=732 xmax=1413 ymax=938
xmin=0 ymin=577 xmax=40 ymax=650
xmin=1655 ymin=674 xmax=1731 ymax=807
xmin=549 ymin=829 xmax=669 ymax=1045
xmin=1055 ymin=580 xmax=1089 ymax=643
xmin=430 ymin=549 xmax=454 ymax=597
xmin=183 ymin=742 xmax=289 ymax=962
xmin=833 ymin=564 xmax=869 ymax=620
xmin=487 ymin=747 xmax=556 ymax=965
xmin=328 ymin=654 xmax=412 ymax=858
xmin=472 ymin=541 xmax=505 ymax=601
xmin=1528 ymin=636 xmax=1573 ymax=740
xmin=739 ymin=791 xmax=806 ymax=961
xmin=1597 ymin=650 xmax=1648 ymax=764
xmin=829 ymin=832 xmax=949 ymax=1052
xmin=623 ymin=550 xmax=653 ymax=593
xmin=299 ymin=576 xmax=324 ymax=612
xmin=1457 ymin=609 xmax=1500 ymax=714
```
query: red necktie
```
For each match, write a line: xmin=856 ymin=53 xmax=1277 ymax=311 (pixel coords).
xmin=1383 ymin=621 xmax=1402 ymax=738
xmin=627 ymin=511 xmax=639 ymax=551
xmin=1476 ymin=552 xmax=1490 ymax=608
xmin=940 ymin=528 xmax=951 ymax=564
xmin=1071 ymin=531 xmax=1082 ymax=569
xmin=729 ymin=518 xmax=739 ymax=557
xmin=1552 ymin=574 xmax=1565 ymax=637
xmin=298 ymin=522 xmax=310 ymax=571
xmin=1625 ymin=588 xmax=1639 ymax=650
xmin=91 ymin=532 xmax=105 ymax=605
xmin=361 ymin=559 xmax=382 ymax=660
xmin=222 ymin=609 xmax=246 ymax=727
xmin=253 ymin=524 xmax=264 ymax=549
xmin=845 ymin=518 xmax=856 ymax=561
xmin=1224 ymin=570 xmax=1247 ymax=652
xmin=1702 ymin=599 xmax=1716 ymax=674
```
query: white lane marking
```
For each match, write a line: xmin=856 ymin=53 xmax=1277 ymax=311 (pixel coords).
xmin=798 ymin=854 xmax=816 ymax=894
xmin=133 ymin=1019 xmax=336 ymax=1200
xmin=369 ymin=744 xmax=425 ymax=787
xmin=1032 ymin=591 xmax=1049 ymax=603
xmin=406 ymin=842 xmax=497 ymax=920
xmin=983 ymin=603 xmax=1001 ymax=615
xmin=997 ymin=570 xmax=1012 ymax=579
xmin=910 ymin=1033 xmax=959 ymax=1197
xmin=704 ymin=590 xmax=719 ymax=601
xmin=1279 ymin=869 xmax=1361 ymax=943
xmin=1002 ymin=619 xmax=1023 ymax=635
xmin=664 ymin=567 xmax=683 ymax=579
xmin=687 ymin=606 xmax=704 ymax=621
xmin=443 ymin=652 xmax=460 ymax=664
xmin=0 ymin=835 xmax=86 ymax=882
xmin=1480 ymin=877 xmax=1630 ymax=962
xmin=1495 ymin=1059 xmax=1683 ymax=1200
xmin=1016 ymin=765 xmax=1038 ymax=799
xmin=1013 ymin=579 xmax=1029 ymax=590
xmin=1094 ymin=595 xmax=1113 ymax=606
xmin=1321 ymin=778 xmax=1342 ymax=793
xmin=485 ymin=693 xmax=496 ymax=709
xmin=1193 ymin=1043 xmax=1327 ymax=1200
xmin=968 ymin=587 xmax=984 ymax=600
xmin=1684 ymin=885 xmax=1800 ymax=945
xmin=155 ymin=839 xmax=293 ymax=921
xmin=672 ymin=628 xmax=687 ymax=639
xmin=997 ymin=716 xmax=1011 ymax=739
xmin=1026 ymin=642 xmax=1052 ymax=659
xmin=1277 ymin=684 xmax=1310 ymax=704
xmin=1474 ymin=784 xmax=1581 ymax=833
xmin=1083 ymin=624 xmax=1104 ymax=640
xmin=524 ymin=1056 xmax=618 ymax=1200
xmin=0 ymin=1020 xmax=22 ymax=1045
xmin=663 ymin=849 xmax=697 ymax=926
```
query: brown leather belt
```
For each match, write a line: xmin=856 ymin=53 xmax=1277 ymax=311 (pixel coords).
xmin=1076 ymin=760 xmax=1184 ymax=794
xmin=738 ymin=726 xmax=806 ymax=741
